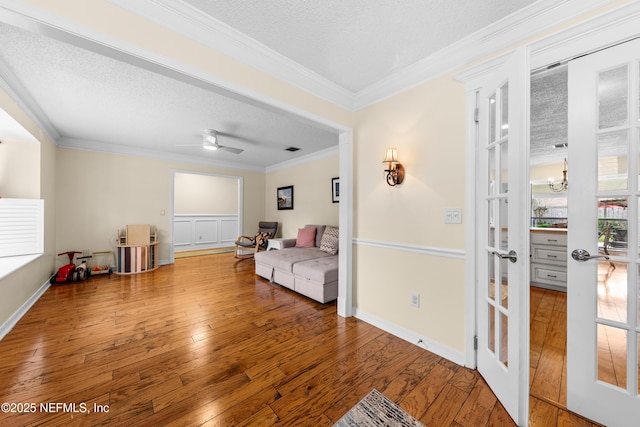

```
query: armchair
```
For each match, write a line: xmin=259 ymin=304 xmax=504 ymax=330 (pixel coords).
xmin=234 ymin=221 xmax=278 ymax=259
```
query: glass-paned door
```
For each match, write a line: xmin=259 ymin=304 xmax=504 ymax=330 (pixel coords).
xmin=476 ymin=49 xmax=529 ymax=426
xmin=567 ymin=38 xmax=640 ymax=426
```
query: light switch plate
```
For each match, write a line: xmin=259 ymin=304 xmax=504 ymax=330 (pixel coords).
xmin=444 ymin=208 xmax=462 ymax=224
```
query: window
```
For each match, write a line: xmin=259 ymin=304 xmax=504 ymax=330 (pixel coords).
xmin=0 ymin=198 xmax=44 ymax=278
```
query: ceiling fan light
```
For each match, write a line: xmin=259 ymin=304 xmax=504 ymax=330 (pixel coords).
xmin=202 ymin=140 xmax=218 ymax=151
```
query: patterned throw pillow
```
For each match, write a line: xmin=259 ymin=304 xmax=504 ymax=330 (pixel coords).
xmin=256 ymin=231 xmax=273 ymax=248
xmin=319 ymin=226 xmax=339 ymax=254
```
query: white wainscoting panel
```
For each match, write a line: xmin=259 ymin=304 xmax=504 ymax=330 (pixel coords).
xmin=194 ymin=219 xmax=218 ymax=245
xmin=220 ymin=219 xmax=239 ymax=242
xmin=173 ymin=215 xmax=238 ymax=252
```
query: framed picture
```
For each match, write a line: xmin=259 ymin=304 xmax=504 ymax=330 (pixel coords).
xmin=277 ymin=185 xmax=294 ymax=210
xmin=332 ymin=177 xmax=340 ymax=203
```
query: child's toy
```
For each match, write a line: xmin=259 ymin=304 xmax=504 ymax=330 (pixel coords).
xmin=50 ymin=251 xmax=92 ymax=284
xmin=90 ymin=251 xmax=114 ymax=276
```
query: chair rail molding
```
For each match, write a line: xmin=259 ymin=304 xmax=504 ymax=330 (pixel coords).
xmin=352 ymin=238 xmax=465 ymax=260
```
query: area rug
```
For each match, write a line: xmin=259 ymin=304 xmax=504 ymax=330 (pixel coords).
xmin=333 ymin=389 xmax=425 ymax=427
xmin=174 ymin=247 xmax=234 ymax=258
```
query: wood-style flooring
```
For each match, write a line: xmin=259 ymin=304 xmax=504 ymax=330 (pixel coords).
xmin=0 ymin=253 xmax=597 ymax=426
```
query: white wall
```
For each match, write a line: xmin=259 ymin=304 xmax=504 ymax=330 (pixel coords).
xmin=174 ymin=172 xmax=238 ymax=215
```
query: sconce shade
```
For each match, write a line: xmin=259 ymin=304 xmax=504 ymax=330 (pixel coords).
xmin=382 ymin=147 xmax=404 ymax=186
xmin=382 ymin=147 xmax=399 ymax=163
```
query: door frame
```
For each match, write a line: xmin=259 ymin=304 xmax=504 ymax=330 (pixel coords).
xmin=458 ymin=0 xmax=640 ymax=420
xmin=168 ymin=170 xmax=244 ymax=264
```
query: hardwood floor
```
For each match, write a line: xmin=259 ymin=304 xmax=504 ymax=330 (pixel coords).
xmin=530 ymin=286 xmax=568 ymax=409
xmin=0 ymin=253 xmax=597 ymax=426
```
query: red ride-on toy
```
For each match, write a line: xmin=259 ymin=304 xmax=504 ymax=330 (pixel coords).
xmin=50 ymin=251 xmax=92 ymax=284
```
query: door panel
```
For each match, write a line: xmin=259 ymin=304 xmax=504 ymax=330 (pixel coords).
xmin=476 ymin=49 xmax=529 ymax=426
xmin=567 ymin=38 xmax=640 ymax=426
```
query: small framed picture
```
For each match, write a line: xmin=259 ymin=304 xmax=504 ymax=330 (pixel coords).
xmin=332 ymin=177 xmax=340 ymax=203
xmin=277 ymin=185 xmax=294 ymax=210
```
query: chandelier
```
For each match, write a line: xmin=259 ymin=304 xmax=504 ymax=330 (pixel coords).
xmin=548 ymin=158 xmax=568 ymax=192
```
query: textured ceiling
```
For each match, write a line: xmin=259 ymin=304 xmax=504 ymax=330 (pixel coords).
xmin=182 ymin=0 xmax=537 ymax=93
xmin=0 ymin=0 xmax=545 ymax=169
xmin=0 ymin=22 xmax=339 ymax=169
xmin=530 ymin=66 xmax=568 ymax=165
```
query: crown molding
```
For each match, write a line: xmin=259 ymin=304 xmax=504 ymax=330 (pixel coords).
xmin=57 ymin=137 xmax=267 ymax=173
xmin=0 ymin=54 xmax=59 ymax=143
xmin=0 ymin=1 xmax=351 ymax=133
xmin=108 ymin=0 xmax=356 ymax=110
xmin=353 ymin=0 xmax=616 ymax=109
xmin=0 ymin=0 xmax=621 ymax=118
xmin=265 ymin=145 xmax=339 ymax=174
xmin=109 ymin=0 xmax=616 ymax=111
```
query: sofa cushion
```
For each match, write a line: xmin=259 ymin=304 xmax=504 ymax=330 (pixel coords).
xmin=255 ymin=247 xmax=331 ymax=272
xmin=319 ymin=226 xmax=339 ymax=255
xmin=293 ymin=256 xmax=338 ymax=283
xmin=305 ymin=224 xmax=326 ymax=247
xmin=295 ymin=227 xmax=316 ymax=248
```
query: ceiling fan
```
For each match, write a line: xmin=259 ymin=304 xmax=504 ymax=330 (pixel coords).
xmin=202 ymin=129 xmax=243 ymax=154
xmin=177 ymin=129 xmax=243 ymax=154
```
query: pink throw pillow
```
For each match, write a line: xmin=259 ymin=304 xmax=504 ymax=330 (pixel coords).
xmin=296 ymin=227 xmax=317 ymax=248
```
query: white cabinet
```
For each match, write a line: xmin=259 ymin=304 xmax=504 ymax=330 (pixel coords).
xmin=530 ymin=229 xmax=567 ymax=291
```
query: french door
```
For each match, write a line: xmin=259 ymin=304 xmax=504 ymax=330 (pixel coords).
xmin=567 ymin=38 xmax=640 ymax=426
xmin=476 ymin=48 xmax=529 ymax=426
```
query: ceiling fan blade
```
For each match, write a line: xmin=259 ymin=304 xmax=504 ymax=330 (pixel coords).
xmin=219 ymin=145 xmax=243 ymax=154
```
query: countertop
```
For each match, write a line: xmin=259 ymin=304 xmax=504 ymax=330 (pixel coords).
xmin=530 ymin=227 xmax=567 ymax=233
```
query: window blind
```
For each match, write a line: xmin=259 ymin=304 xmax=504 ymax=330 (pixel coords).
xmin=0 ymin=198 xmax=44 ymax=257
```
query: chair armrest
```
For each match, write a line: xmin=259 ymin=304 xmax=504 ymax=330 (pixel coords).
xmin=236 ymin=235 xmax=255 ymax=243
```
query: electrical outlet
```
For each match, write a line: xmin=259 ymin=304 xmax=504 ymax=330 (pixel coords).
xmin=410 ymin=292 xmax=420 ymax=308
xmin=444 ymin=208 xmax=462 ymax=224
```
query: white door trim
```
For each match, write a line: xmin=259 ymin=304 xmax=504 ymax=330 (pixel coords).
xmin=169 ymin=170 xmax=243 ymax=265
xmin=530 ymin=1 xmax=640 ymax=71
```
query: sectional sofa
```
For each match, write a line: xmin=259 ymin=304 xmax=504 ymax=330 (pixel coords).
xmin=254 ymin=225 xmax=338 ymax=303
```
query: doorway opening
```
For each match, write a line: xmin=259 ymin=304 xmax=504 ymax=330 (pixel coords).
xmin=170 ymin=171 xmax=243 ymax=260
xmin=528 ymin=63 xmax=569 ymax=410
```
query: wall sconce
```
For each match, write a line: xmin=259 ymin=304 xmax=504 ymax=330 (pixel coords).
xmin=382 ymin=147 xmax=405 ymax=186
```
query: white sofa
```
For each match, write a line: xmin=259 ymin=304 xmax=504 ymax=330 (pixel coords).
xmin=254 ymin=225 xmax=338 ymax=303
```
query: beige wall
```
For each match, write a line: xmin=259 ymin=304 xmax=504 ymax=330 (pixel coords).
xmin=55 ymin=148 xmax=265 ymax=265
xmin=0 ymin=90 xmax=56 ymax=328
xmin=0 ymin=138 xmax=40 ymax=199
xmin=354 ymin=245 xmax=465 ymax=351
xmin=265 ymin=153 xmax=339 ymax=238
xmin=174 ymin=172 xmax=239 ymax=215
xmin=353 ymin=73 xmax=468 ymax=352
